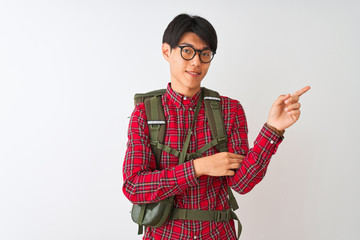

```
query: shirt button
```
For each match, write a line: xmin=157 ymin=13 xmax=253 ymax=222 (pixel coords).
xmin=189 ymin=107 xmax=193 ymax=111
xmin=184 ymin=96 xmax=187 ymax=100
xmin=194 ymin=236 xmax=197 ymax=239
xmin=270 ymin=140 xmax=274 ymax=144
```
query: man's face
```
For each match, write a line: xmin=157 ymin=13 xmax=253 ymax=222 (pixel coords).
xmin=162 ymin=32 xmax=211 ymax=96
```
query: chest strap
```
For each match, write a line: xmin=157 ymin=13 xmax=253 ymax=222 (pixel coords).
xmin=150 ymin=137 xmax=225 ymax=161
xmin=170 ymin=208 xmax=242 ymax=239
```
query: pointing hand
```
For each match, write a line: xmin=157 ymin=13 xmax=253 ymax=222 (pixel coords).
xmin=267 ymin=86 xmax=311 ymax=131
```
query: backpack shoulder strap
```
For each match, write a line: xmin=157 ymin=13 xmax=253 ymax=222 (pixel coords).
xmin=203 ymin=88 xmax=228 ymax=153
xmin=134 ymin=89 xmax=166 ymax=106
xmin=132 ymin=90 xmax=167 ymax=235
xmin=134 ymin=89 xmax=166 ymax=169
xmin=203 ymin=88 xmax=239 ymax=211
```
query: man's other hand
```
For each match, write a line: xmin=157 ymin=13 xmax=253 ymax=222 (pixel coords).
xmin=193 ymin=152 xmax=245 ymax=178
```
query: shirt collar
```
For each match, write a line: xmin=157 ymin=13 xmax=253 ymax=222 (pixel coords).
xmin=165 ymin=83 xmax=201 ymax=109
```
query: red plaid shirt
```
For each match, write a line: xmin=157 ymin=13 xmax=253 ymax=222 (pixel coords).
xmin=123 ymin=83 xmax=283 ymax=240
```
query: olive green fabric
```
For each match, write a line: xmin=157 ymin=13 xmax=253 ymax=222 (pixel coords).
xmin=203 ymin=88 xmax=228 ymax=153
xmin=134 ymin=89 xmax=166 ymax=106
xmin=145 ymin=96 xmax=166 ymax=169
xmin=170 ymin=208 xmax=242 ymax=239
xmin=132 ymin=197 xmax=174 ymax=234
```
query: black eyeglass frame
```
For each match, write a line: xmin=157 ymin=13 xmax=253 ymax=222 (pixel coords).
xmin=176 ymin=45 xmax=216 ymax=63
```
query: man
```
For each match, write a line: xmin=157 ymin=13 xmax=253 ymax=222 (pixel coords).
xmin=123 ymin=14 xmax=310 ymax=239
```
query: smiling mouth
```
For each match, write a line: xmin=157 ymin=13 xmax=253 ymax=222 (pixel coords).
xmin=186 ymin=71 xmax=201 ymax=77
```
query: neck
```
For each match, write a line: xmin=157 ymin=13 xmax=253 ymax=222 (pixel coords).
xmin=170 ymin=81 xmax=201 ymax=98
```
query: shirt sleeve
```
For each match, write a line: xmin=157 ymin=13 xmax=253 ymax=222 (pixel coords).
xmin=122 ymin=103 xmax=198 ymax=205
xmin=226 ymin=101 xmax=284 ymax=194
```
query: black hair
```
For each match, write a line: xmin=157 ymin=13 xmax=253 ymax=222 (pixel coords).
xmin=162 ymin=14 xmax=218 ymax=53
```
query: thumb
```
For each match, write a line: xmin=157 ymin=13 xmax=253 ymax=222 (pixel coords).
xmin=274 ymin=94 xmax=290 ymax=106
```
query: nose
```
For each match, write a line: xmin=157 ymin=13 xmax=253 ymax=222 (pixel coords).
xmin=190 ymin=52 xmax=202 ymax=66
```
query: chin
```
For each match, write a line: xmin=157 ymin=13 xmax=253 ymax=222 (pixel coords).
xmin=186 ymin=77 xmax=203 ymax=86
xmin=185 ymin=81 xmax=202 ymax=90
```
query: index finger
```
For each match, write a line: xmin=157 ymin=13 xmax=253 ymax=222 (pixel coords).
xmin=227 ymin=153 xmax=245 ymax=159
xmin=292 ymin=86 xmax=311 ymax=97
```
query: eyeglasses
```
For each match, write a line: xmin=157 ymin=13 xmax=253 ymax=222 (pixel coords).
xmin=177 ymin=45 xmax=215 ymax=63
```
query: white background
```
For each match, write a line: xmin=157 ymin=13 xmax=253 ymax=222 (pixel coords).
xmin=1 ymin=0 xmax=359 ymax=239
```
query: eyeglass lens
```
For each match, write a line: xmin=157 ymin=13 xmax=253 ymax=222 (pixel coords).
xmin=180 ymin=46 xmax=213 ymax=63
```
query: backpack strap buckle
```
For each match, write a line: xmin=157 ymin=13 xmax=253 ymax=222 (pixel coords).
xmin=215 ymin=210 xmax=230 ymax=222
xmin=186 ymin=152 xmax=203 ymax=160
xmin=150 ymin=140 xmax=159 ymax=146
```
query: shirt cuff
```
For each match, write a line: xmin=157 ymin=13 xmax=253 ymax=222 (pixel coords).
xmin=265 ymin=122 xmax=285 ymax=137
xmin=253 ymin=123 xmax=284 ymax=158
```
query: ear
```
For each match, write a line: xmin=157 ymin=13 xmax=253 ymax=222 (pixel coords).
xmin=162 ymin=43 xmax=171 ymax=62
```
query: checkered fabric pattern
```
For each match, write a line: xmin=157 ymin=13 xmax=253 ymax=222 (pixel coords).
xmin=123 ymin=83 xmax=283 ymax=240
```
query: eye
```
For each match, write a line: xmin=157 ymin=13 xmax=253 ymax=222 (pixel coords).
xmin=202 ymin=50 xmax=212 ymax=57
xmin=182 ymin=47 xmax=194 ymax=55
xmin=201 ymin=52 xmax=210 ymax=57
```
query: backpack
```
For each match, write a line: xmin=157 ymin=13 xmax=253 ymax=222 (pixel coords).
xmin=130 ymin=87 xmax=242 ymax=239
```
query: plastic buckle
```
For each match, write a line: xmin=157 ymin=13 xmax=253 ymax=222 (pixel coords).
xmin=150 ymin=141 xmax=159 ymax=146
xmin=210 ymin=102 xmax=219 ymax=109
xmin=187 ymin=153 xmax=195 ymax=160
xmin=187 ymin=152 xmax=202 ymax=160
xmin=216 ymin=210 xmax=228 ymax=222
xmin=150 ymin=125 xmax=161 ymax=130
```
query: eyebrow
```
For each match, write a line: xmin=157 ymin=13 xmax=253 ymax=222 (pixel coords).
xmin=179 ymin=42 xmax=210 ymax=51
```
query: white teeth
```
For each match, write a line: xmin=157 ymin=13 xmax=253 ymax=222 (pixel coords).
xmin=188 ymin=71 xmax=200 ymax=75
